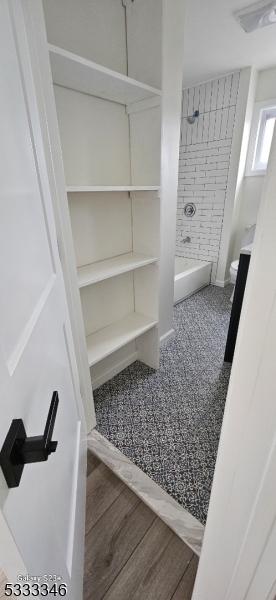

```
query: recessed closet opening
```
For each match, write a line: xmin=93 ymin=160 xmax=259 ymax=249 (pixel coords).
xmin=42 ymin=0 xmax=270 ymax=542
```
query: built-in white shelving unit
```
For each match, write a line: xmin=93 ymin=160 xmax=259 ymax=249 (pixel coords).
xmin=46 ymin=0 xmax=162 ymax=389
xmin=49 ymin=45 xmax=161 ymax=106
xmin=86 ymin=313 xmax=158 ymax=366
xmin=77 ymin=253 xmax=158 ymax=288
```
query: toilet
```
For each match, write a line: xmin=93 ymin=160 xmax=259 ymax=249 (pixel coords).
xmin=229 ymin=225 xmax=256 ymax=298
xmin=230 ymin=259 xmax=239 ymax=284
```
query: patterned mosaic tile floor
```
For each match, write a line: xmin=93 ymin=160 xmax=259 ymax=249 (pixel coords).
xmin=94 ymin=284 xmax=233 ymax=524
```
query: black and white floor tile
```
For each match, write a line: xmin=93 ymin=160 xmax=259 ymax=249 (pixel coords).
xmin=94 ymin=284 xmax=233 ymax=524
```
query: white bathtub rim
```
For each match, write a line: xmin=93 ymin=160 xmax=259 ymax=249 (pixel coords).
xmin=173 ymin=259 xmax=212 ymax=305
xmin=174 ymin=261 xmax=212 ymax=281
xmin=174 ymin=282 xmax=210 ymax=305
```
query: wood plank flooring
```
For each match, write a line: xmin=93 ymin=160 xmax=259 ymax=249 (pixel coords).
xmin=84 ymin=450 xmax=198 ymax=600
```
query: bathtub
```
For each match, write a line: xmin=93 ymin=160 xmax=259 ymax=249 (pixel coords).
xmin=174 ymin=256 xmax=212 ymax=304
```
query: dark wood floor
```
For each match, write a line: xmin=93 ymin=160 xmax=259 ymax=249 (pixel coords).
xmin=84 ymin=450 xmax=198 ymax=600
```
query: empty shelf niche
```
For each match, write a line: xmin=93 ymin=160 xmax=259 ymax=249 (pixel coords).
xmin=68 ymin=191 xmax=160 ymax=282
xmin=77 ymin=252 xmax=158 ymax=287
xmin=87 ymin=313 xmax=157 ymax=366
xmin=80 ymin=268 xmax=159 ymax=366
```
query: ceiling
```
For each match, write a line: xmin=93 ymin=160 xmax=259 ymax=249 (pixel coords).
xmin=182 ymin=0 xmax=276 ymax=87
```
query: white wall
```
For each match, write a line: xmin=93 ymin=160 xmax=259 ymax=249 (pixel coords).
xmin=217 ymin=67 xmax=257 ymax=284
xmin=176 ymin=73 xmax=240 ymax=282
xmin=42 ymin=0 xmax=127 ymax=74
xmin=159 ymin=0 xmax=185 ymax=338
xmin=232 ymin=66 xmax=276 ymax=260
xmin=129 ymin=106 xmax=161 ymax=186
xmin=54 ymin=86 xmax=131 ymax=186
xmin=125 ymin=0 xmax=162 ymax=88
xmin=255 ymin=66 xmax=276 ymax=102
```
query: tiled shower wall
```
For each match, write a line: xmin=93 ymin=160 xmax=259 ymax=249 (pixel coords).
xmin=176 ymin=71 xmax=240 ymax=282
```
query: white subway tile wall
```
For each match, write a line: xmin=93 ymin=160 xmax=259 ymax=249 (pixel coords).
xmin=176 ymin=72 xmax=240 ymax=280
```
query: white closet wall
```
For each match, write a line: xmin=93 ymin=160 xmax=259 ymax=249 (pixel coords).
xmin=129 ymin=107 xmax=161 ymax=186
xmin=125 ymin=0 xmax=162 ymax=88
xmin=68 ymin=192 xmax=132 ymax=266
xmin=43 ymin=0 xmax=127 ymax=73
xmin=54 ymin=87 xmax=130 ymax=186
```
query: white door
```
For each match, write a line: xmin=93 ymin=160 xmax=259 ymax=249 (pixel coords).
xmin=0 ymin=0 xmax=86 ymax=597
xmin=192 ymin=123 xmax=276 ymax=595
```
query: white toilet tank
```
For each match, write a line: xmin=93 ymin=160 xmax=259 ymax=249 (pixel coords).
xmin=229 ymin=224 xmax=256 ymax=296
xmin=241 ymin=224 xmax=256 ymax=247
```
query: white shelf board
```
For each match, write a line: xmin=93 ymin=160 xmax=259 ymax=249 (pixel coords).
xmin=49 ymin=45 xmax=162 ymax=106
xmin=78 ymin=253 xmax=158 ymax=288
xmin=87 ymin=313 xmax=158 ymax=366
xmin=67 ymin=185 xmax=160 ymax=193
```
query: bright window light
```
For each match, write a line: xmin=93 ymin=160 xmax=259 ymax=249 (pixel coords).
xmin=247 ymin=104 xmax=276 ymax=175
xmin=259 ymin=116 xmax=275 ymax=165
xmin=250 ymin=106 xmax=276 ymax=175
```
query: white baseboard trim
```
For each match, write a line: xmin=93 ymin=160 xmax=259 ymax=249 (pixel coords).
xmin=88 ymin=430 xmax=204 ymax=556
xmin=160 ymin=328 xmax=175 ymax=346
xmin=214 ymin=277 xmax=230 ymax=288
xmin=92 ymin=351 xmax=138 ymax=390
xmin=92 ymin=329 xmax=176 ymax=389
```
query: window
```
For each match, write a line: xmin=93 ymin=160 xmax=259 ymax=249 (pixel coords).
xmin=246 ymin=101 xmax=276 ymax=176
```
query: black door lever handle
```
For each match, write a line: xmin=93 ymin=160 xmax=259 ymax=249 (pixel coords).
xmin=19 ymin=391 xmax=59 ymax=463
xmin=0 ymin=391 xmax=59 ymax=488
